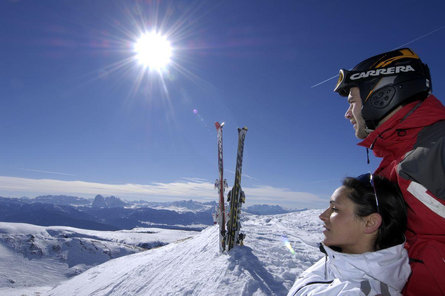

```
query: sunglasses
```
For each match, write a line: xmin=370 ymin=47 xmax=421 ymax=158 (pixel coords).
xmin=356 ymin=173 xmax=380 ymax=213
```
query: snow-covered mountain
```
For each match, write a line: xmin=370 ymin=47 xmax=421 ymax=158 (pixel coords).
xmin=0 ymin=209 xmax=324 ymax=295
xmin=0 ymin=223 xmax=197 ymax=295
xmin=245 ymin=204 xmax=306 ymax=215
xmin=0 ymin=197 xmax=214 ymax=231
xmin=0 ymin=196 xmax=307 ymax=238
xmin=141 ymin=199 xmax=216 ymax=213
xmin=28 ymin=195 xmax=91 ymax=207
xmin=91 ymin=195 xmax=127 ymax=208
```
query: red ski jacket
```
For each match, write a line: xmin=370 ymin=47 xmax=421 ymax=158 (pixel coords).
xmin=358 ymin=95 xmax=445 ymax=296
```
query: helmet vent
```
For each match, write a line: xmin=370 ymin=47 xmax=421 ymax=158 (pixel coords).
xmin=370 ymin=87 xmax=396 ymax=109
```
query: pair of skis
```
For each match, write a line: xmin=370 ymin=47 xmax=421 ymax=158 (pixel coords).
xmin=215 ymin=122 xmax=247 ymax=252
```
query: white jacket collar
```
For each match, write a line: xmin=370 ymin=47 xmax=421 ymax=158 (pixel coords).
xmin=321 ymin=243 xmax=411 ymax=292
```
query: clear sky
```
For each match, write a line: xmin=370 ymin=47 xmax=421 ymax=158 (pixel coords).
xmin=1 ymin=0 xmax=445 ymax=209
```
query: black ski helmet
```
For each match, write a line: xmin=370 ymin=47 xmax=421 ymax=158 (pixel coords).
xmin=334 ymin=48 xmax=432 ymax=129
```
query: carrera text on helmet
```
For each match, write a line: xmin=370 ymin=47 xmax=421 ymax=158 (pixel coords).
xmin=350 ymin=65 xmax=416 ymax=80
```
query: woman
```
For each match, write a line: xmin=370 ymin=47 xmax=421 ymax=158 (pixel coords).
xmin=288 ymin=174 xmax=410 ymax=296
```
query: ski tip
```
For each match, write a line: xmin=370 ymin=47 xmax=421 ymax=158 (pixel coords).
xmin=215 ymin=122 xmax=225 ymax=129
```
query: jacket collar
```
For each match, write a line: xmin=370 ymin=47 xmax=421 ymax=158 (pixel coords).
xmin=358 ymin=95 xmax=445 ymax=157
xmin=320 ymin=243 xmax=410 ymax=292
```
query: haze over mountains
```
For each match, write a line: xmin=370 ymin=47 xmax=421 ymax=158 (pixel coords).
xmin=0 ymin=195 xmax=304 ymax=232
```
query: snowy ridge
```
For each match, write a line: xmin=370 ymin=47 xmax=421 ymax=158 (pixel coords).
xmin=47 ymin=209 xmax=324 ymax=296
xmin=0 ymin=223 xmax=197 ymax=294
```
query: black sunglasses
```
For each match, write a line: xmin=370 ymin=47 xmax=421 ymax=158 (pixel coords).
xmin=356 ymin=173 xmax=380 ymax=213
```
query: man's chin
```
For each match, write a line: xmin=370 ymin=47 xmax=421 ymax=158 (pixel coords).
xmin=355 ymin=133 xmax=367 ymax=140
xmin=355 ymin=128 xmax=369 ymax=139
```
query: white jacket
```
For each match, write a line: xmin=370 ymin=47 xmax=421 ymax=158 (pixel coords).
xmin=287 ymin=243 xmax=411 ymax=296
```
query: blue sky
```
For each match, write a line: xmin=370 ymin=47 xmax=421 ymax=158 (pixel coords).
xmin=1 ymin=0 xmax=444 ymax=209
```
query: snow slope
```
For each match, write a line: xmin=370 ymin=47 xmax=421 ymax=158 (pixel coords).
xmin=48 ymin=209 xmax=324 ymax=296
xmin=0 ymin=223 xmax=197 ymax=295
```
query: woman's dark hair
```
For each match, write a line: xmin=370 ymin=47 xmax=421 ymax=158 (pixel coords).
xmin=343 ymin=175 xmax=407 ymax=250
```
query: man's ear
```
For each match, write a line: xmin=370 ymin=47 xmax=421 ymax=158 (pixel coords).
xmin=363 ymin=213 xmax=382 ymax=234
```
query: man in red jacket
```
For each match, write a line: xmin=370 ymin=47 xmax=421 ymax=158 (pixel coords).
xmin=334 ymin=48 xmax=445 ymax=295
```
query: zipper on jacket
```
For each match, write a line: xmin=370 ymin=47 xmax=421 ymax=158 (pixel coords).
xmin=318 ymin=243 xmax=329 ymax=279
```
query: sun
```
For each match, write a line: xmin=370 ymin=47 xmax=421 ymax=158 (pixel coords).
xmin=134 ymin=32 xmax=173 ymax=71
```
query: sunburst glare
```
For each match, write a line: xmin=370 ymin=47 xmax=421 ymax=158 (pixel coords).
xmin=134 ymin=32 xmax=173 ymax=71
xmin=75 ymin=0 xmax=218 ymax=115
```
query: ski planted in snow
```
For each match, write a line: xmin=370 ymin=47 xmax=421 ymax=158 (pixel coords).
xmin=215 ymin=122 xmax=228 ymax=252
xmin=226 ymin=126 xmax=248 ymax=251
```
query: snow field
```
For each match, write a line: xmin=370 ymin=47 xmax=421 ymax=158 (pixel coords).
xmin=48 ymin=209 xmax=324 ymax=296
xmin=0 ymin=222 xmax=197 ymax=293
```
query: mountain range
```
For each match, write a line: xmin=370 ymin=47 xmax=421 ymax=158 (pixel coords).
xmin=0 ymin=195 xmax=301 ymax=232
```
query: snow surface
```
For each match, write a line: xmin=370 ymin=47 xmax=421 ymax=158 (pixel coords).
xmin=45 ymin=209 xmax=324 ymax=296
xmin=0 ymin=223 xmax=197 ymax=295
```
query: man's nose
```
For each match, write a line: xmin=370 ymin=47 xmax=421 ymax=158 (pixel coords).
xmin=345 ymin=107 xmax=352 ymax=119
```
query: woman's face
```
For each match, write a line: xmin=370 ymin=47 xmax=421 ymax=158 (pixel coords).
xmin=319 ymin=186 xmax=368 ymax=254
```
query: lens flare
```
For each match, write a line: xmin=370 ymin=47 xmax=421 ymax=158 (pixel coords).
xmin=282 ymin=236 xmax=296 ymax=255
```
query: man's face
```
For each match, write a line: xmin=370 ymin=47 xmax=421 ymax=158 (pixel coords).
xmin=345 ymin=87 xmax=369 ymax=139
